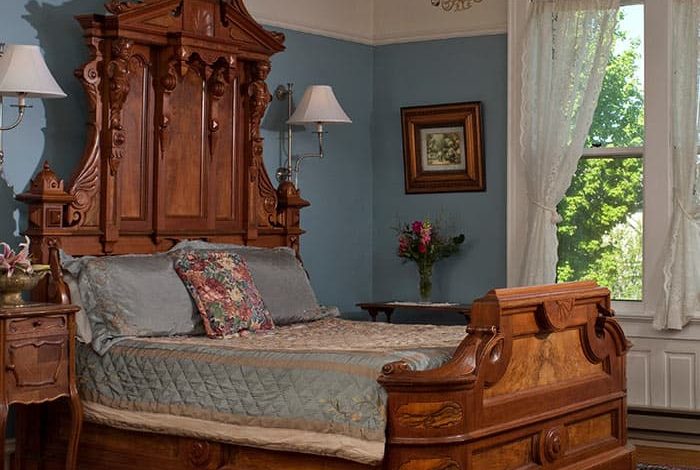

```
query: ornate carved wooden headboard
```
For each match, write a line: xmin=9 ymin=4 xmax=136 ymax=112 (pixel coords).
xmin=17 ymin=0 xmax=309 ymax=263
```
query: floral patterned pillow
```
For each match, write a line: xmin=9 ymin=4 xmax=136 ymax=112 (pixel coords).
xmin=174 ymin=250 xmax=274 ymax=338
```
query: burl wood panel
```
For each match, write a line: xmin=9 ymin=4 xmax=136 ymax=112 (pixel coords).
xmin=471 ymin=437 xmax=534 ymax=470
xmin=566 ymin=413 xmax=614 ymax=451
xmin=484 ymin=329 xmax=605 ymax=398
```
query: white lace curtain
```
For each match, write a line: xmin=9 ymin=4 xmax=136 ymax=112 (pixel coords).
xmin=655 ymin=0 xmax=700 ymax=330
xmin=518 ymin=0 xmax=619 ymax=286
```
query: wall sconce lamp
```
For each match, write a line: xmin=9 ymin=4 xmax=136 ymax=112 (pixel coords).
xmin=0 ymin=43 xmax=66 ymax=173
xmin=274 ymin=83 xmax=351 ymax=188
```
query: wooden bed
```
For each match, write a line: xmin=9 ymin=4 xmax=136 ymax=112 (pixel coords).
xmin=14 ymin=1 xmax=635 ymax=469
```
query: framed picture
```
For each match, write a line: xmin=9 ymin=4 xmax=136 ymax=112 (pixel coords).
xmin=401 ymin=102 xmax=485 ymax=193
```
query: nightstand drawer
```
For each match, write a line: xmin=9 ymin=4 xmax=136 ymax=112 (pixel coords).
xmin=5 ymin=334 xmax=69 ymax=402
xmin=6 ymin=314 xmax=68 ymax=338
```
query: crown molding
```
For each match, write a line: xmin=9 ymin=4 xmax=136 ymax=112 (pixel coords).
xmin=255 ymin=17 xmax=376 ymax=46
xmin=373 ymin=24 xmax=507 ymax=46
xmin=246 ymin=0 xmax=507 ymax=46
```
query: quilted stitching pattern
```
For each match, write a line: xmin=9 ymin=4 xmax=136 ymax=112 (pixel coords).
xmin=77 ymin=338 xmax=454 ymax=442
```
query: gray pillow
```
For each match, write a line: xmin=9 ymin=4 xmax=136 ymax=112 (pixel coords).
xmin=62 ymin=271 xmax=93 ymax=344
xmin=169 ymin=241 xmax=338 ymax=325
xmin=62 ymin=251 xmax=202 ymax=355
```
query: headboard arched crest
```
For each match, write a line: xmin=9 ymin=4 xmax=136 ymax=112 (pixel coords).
xmin=17 ymin=0 xmax=308 ymax=263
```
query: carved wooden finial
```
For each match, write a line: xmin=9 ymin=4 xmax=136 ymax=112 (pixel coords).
xmin=15 ymin=162 xmax=74 ymax=232
xmin=29 ymin=162 xmax=66 ymax=195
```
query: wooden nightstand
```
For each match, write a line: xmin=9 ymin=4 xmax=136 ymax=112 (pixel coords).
xmin=0 ymin=302 xmax=82 ymax=470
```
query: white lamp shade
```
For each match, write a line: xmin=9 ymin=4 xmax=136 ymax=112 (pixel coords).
xmin=287 ymin=85 xmax=351 ymax=125
xmin=0 ymin=44 xmax=66 ymax=99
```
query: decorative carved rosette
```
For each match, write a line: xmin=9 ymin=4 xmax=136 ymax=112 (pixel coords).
xmin=538 ymin=298 xmax=575 ymax=332
xmin=535 ymin=426 xmax=567 ymax=464
xmin=188 ymin=441 xmax=213 ymax=467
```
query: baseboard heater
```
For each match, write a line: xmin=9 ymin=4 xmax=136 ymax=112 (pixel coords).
xmin=628 ymin=407 xmax=700 ymax=446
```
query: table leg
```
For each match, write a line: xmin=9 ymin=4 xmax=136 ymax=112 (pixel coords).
xmin=367 ymin=308 xmax=379 ymax=322
xmin=65 ymin=389 xmax=83 ymax=470
xmin=385 ymin=309 xmax=395 ymax=323
xmin=0 ymin=401 xmax=7 ymax=470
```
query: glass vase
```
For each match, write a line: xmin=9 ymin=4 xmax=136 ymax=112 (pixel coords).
xmin=418 ymin=263 xmax=433 ymax=303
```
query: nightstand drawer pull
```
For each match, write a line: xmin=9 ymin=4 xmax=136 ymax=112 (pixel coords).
xmin=5 ymin=365 xmax=14 ymax=372
xmin=33 ymin=320 xmax=43 ymax=328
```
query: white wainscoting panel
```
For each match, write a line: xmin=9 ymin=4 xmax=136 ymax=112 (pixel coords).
xmin=623 ymin=324 xmax=700 ymax=412
xmin=627 ymin=349 xmax=652 ymax=407
xmin=665 ymin=352 xmax=697 ymax=409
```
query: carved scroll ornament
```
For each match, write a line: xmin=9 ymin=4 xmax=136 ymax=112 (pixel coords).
xmin=107 ymin=38 xmax=134 ymax=175
xmin=67 ymin=37 xmax=103 ymax=227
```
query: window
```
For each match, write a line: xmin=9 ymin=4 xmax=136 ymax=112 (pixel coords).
xmin=556 ymin=4 xmax=644 ymax=301
xmin=508 ymin=0 xmax=682 ymax=319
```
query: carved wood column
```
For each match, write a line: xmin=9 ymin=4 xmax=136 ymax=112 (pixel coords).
xmin=101 ymin=38 xmax=134 ymax=253
xmin=276 ymin=181 xmax=309 ymax=254
xmin=245 ymin=60 xmax=281 ymax=239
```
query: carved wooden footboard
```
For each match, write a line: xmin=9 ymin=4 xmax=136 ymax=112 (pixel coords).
xmin=380 ymin=281 xmax=634 ymax=470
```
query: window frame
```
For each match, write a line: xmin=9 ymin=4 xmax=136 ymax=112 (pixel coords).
xmin=507 ymin=0 xmax=676 ymax=320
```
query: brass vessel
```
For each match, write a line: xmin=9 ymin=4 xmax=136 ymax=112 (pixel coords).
xmin=0 ymin=270 xmax=49 ymax=307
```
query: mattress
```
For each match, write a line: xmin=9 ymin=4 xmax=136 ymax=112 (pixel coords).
xmin=77 ymin=317 xmax=466 ymax=464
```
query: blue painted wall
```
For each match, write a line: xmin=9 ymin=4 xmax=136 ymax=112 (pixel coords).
xmin=261 ymin=30 xmax=374 ymax=312
xmin=371 ymin=36 xmax=508 ymax=312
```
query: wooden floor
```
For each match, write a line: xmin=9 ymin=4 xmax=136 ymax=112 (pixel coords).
xmin=635 ymin=443 xmax=700 ymax=468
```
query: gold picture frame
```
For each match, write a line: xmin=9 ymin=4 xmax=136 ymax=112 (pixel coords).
xmin=401 ymin=102 xmax=485 ymax=193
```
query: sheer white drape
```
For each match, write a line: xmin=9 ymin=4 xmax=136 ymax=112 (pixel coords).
xmin=518 ymin=0 xmax=619 ymax=286
xmin=655 ymin=0 xmax=700 ymax=330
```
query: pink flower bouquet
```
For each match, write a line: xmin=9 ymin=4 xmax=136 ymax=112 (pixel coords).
xmin=396 ymin=219 xmax=464 ymax=301
xmin=0 ymin=236 xmax=34 ymax=277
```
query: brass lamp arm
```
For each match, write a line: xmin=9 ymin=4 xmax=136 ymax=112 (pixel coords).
xmin=0 ymin=96 xmax=30 ymax=169
xmin=0 ymin=105 xmax=28 ymax=131
xmin=293 ymin=130 xmax=325 ymax=174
